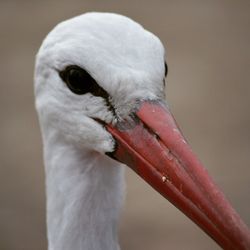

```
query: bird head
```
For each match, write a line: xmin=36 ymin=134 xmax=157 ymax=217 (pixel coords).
xmin=35 ymin=12 xmax=165 ymax=152
xmin=34 ymin=12 xmax=250 ymax=249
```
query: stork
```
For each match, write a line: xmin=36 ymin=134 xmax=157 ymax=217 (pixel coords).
xmin=34 ymin=12 xmax=250 ymax=250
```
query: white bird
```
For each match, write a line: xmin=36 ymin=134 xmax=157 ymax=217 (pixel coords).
xmin=34 ymin=12 xmax=250 ymax=250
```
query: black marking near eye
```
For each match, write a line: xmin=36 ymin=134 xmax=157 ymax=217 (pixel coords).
xmin=59 ymin=65 xmax=116 ymax=116
xmin=163 ymin=62 xmax=168 ymax=87
xmin=164 ymin=62 xmax=168 ymax=77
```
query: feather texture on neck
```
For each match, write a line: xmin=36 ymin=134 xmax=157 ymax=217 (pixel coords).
xmin=43 ymin=131 xmax=124 ymax=250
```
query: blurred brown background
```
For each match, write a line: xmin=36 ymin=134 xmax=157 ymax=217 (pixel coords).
xmin=0 ymin=1 xmax=250 ymax=249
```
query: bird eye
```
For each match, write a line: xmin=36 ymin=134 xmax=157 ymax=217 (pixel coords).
xmin=164 ymin=62 xmax=168 ymax=77
xmin=59 ymin=65 xmax=95 ymax=95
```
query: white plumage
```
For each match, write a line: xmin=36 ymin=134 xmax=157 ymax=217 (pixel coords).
xmin=35 ymin=12 xmax=166 ymax=250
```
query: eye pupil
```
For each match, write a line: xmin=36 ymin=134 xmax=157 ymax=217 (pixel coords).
xmin=60 ymin=66 xmax=93 ymax=95
xmin=67 ymin=69 xmax=84 ymax=92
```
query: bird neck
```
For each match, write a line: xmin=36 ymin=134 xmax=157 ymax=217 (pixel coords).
xmin=43 ymin=133 xmax=124 ymax=250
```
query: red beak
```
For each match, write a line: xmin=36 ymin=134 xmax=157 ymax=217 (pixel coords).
xmin=106 ymin=100 xmax=250 ymax=249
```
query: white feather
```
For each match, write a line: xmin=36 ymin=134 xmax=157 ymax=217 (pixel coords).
xmin=35 ymin=12 xmax=166 ymax=250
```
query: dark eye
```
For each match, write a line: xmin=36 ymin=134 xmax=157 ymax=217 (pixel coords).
xmin=59 ymin=65 xmax=96 ymax=95
xmin=164 ymin=62 xmax=168 ymax=77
